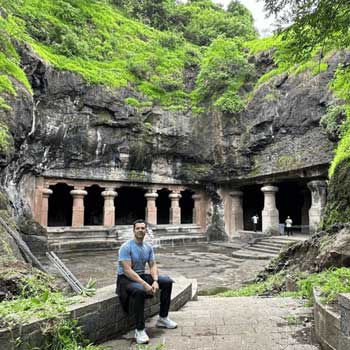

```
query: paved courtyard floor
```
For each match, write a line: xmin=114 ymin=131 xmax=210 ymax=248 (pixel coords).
xmin=55 ymin=242 xmax=267 ymax=294
xmin=103 ymin=296 xmax=320 ymax=350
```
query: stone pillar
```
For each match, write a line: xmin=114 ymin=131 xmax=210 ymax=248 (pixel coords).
xmin=102 ymin=189 xmax=118 ymax=227
xmin=308 ymin=180 xmax=327 ymax=233
xmin=169 ymin=192 xmax=181 ymax=225
xmin=41 ymin=188 xmax=53 ymax=227
xmin=70 ymin=187 xmax=88 ymax=227
xmin=261 ymin=185 xmax=279 ymax=234
xmin=229 ymin=191 xmax=243 ymax=234
xmin=192 ymin=194 xmax=202 ymax=225
xmin=145 ymin=191 xmax=158 ymax=225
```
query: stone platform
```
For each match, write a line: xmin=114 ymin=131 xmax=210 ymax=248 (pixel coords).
xmin=45 ymin=224 xmax=206 ymax=253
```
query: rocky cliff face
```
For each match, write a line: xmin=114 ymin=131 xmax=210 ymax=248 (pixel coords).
xmin=0 ymin=45 xmax=338 ymax=211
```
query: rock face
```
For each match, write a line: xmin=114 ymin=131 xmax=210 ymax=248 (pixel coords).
xmin=3 ymin=46 xmax=337 ymax=185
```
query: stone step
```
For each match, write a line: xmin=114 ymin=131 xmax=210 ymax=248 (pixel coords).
xmin=231 ymin=249 xmax=275 ymax=260
xmin=246 ymin=246 xmax=281 ymax=254
xmin=263 ymin=237 xmax=300 ymax=245
xmin=50 ymin=239 xmax=119 ymax=253
xmin=256 ymin=240 xmax=287 ymax=248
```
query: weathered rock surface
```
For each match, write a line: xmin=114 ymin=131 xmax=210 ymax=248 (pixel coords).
xmin=259 ymin=225 xmax=350 ymax=278
xmin=1 ymin=45 xmax=338 ymax=191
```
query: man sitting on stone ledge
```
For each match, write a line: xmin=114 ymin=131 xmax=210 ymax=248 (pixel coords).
xmin=116 ymin=219 xmax=177 ymax=344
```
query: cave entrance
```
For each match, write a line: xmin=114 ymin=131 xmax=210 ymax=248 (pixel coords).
xmin=276 ymin=182 xmax=310 ymax=233
xmin=156 ymin=189 xmax=171 ymax=224
xmin=84 ymin=185 xmax=104 ymax=225
xmin=242 ymin=185 xmax=264 ymax=231
xmin=180 ymin=189 xmax=194 ymax=224
xmin=48 ymin=183 xmax=73 ymax=227
xmin=115 ymin=187 xmax=146 ymax=225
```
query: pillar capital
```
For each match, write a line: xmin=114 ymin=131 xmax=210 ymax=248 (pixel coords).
xmin=169 ymin=193 xmax=182 ymax=200
xmin=42 ymin=188 xmax=53 ymax=196
xmin=261 ymin=185 xmax=278 ymax=193
xmin=145 ymin=192 xmax=158 ymax=199
xmin=70 ymin=189 xmax=88 ymax=197
xmin=102 ymin=190 xmax=118 ymax=198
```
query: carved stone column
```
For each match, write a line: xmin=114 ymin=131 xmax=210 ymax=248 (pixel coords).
xmin=308 ymin=180 xmax=327 ymax=233
xmin=102 ymin=188 xmax=118 ymax=227
xmin=192 ymin=194 xmax=202 ymax=225
xmin=145 ymin=191 xmax=158 ymax=225
xmin=41 ymin=188 xmax=53 ymax=227
xmin=169 ymin=192 xmax=181 ymax=225
xmin=261 ymin=185 xmax=279 ymax=234
xmin=70 ymin=187 xmax=88 ymax=227
xmin=229 ymin=190 xmax=243 ymax=234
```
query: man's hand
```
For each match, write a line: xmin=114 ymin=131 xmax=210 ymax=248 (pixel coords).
xmin=143 ymin=283 xmax=154 ymax=295
xmin=151 ymin=280 xmax=159 ymax=294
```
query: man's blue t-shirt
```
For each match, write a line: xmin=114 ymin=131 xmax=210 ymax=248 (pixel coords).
xmin=117 ymin=239 xmax=155 ymax=276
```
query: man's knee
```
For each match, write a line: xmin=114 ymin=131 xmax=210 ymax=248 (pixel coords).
xmin=158 ymin=275 xmax=174 ymax=288
xmin=127 ymin=283 xmax=147 ymax=297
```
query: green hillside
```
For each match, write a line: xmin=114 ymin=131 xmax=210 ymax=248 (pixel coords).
xmin=0 ymin=0 xmax=256 ymax=114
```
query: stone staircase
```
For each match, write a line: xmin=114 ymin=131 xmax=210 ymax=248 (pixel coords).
xmin=46 ymin=224 xmax=206 ymax=253
xmin=231 ymin=235 xmax=307 ymax=260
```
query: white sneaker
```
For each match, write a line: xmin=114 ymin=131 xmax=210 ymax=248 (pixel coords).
xmin=134 ymin=329 xmax=149 ymax=344
xmin=156 ymin=316 xmax=178 ymax=329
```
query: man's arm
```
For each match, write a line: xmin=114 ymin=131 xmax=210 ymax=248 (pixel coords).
xmin=120 ymin=260 xmax=153 ymax=294
xmin=149 ymin=260 xmax=159 ymax=293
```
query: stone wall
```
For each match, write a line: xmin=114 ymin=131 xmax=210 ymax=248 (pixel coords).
xmin=0 ymin=280 xmax=193 ymax=350
xmin=338 ymin=293 xmax=350 ymax=350
xmin=313 ymin=288 xmax=341 ymax=350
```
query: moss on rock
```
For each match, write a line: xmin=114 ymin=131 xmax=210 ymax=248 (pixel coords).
xmin=323 ymin=158 xmax=350 ymax=228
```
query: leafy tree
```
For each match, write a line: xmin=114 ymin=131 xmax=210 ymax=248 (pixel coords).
xmin=113 ymin=0 xmax=176 ymax=30
xmin=262 ymin=0 xmax=350 ymax=60
xmin=174 ymin=0 xmax=257 ymax=46
xmin=194 ymin=36 xmax=253 ymax=113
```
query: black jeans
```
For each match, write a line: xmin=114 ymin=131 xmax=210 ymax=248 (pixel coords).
xmin=118 ymin=274 xmax=173 ymax=330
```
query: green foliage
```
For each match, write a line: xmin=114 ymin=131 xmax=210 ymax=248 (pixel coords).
xmin=297 ymin=268 xmax=350 ymax=304
xmin=219 ymin=268 xmax=350 ymax=305
xmin=113 ymin=0 xmax=176 ymax=31
xmin=48 ymin=319 xmax=105 ymax=350
xmin=245 ymin=35 xmax=282 ymax=55
xmin=0 ymin=75 xmax=16 ymax=96
xmin=322 ymin=156 xmax=350 ymax=227
xmin=194 ymin=36 xmax=252 ymax=113
xmin=115 ymin=0 xmax=257 ymax=46
xmin=0 ymin=123 xmax=11 ymax=154
xmin=219 ymin=272 xmax=286 ymax=297
xmin=177 ymin=0 xmax=257 ymax=46
xmin=320 ymin=104 xmax=346 ymax=140
xmin=262 ymin=0 xmax=350 ymax=62
xmin=0 ymin=270 xmax=72 ymax=328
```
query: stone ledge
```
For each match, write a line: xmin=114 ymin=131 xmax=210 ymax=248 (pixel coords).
xmin=0 ymin=276 xmax=193 ymax=350
xmin=313 ymin=288 xmax=340 ymax=350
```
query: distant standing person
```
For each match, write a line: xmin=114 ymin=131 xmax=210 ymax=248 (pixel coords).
xmin=285 ymin=216 xmax=293 ymax=236
xmin=252 ymin=214 xmax=259 ymax=232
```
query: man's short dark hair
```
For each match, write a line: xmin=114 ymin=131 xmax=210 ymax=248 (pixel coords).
xmin=133 ymin=219 xmax=147 ymax=230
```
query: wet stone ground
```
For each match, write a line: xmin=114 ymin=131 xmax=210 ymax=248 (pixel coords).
xmin=50 ymin=243 xmax=268 ymax=294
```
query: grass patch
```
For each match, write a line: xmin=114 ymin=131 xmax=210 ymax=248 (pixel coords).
xmin=218 ymin=268 xmax=350 ymax=305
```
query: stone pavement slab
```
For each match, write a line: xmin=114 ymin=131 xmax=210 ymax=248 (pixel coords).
xmin=103 ymin=296 xmax=320 ymax=350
